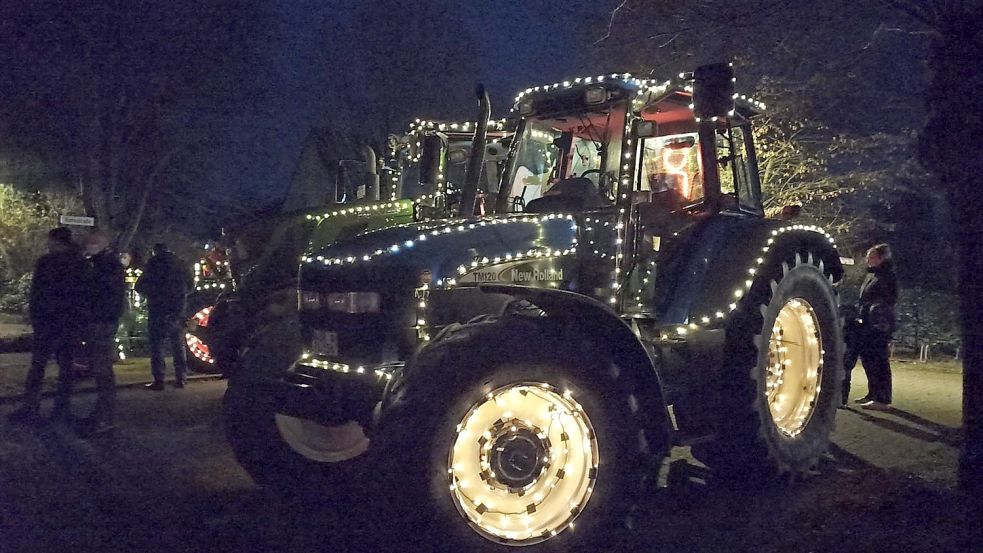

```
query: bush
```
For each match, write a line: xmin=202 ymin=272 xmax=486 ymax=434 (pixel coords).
xmin=0 ymin=273 xmax=32 ymax=315
xmin=0 ymin=183 xmax=84 ymax=284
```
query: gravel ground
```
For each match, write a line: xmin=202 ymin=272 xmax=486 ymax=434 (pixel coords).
xmin=0 ymin=359 xmax=977 ymax=552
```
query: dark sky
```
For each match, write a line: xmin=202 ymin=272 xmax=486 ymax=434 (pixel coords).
xmin=1 ymin=0 xmax=930 ymax=219
xmin=221 ymin=0 xmax=607 ymax=203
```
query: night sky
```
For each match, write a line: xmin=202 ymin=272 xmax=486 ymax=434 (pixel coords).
xmin=0 ymin=0 xmax=929 ymax=218
xmin=218 ymin=0 xmax=606 ymax=204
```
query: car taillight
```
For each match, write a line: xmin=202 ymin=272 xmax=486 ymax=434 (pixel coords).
xmin=191 ymin=306 xmax=213 ymax=327
xmin=325 ymin=292 xmax=381 ymax=314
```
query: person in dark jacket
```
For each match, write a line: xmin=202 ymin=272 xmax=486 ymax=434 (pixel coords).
xmin=135 ymin=243 xmax=190 ymax=389
xmin=7 ymin=227 xmax=90 ymax=425
xmin=845 ymin=243 xmax=898 ymax=410
xmin=76 ymin=229 xmax=126 ymax=435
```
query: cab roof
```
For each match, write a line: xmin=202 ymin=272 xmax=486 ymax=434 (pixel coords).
xmin=512 ymin=72 xmax=765 ymax=120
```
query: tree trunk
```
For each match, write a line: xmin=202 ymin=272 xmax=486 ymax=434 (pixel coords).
xmin=953 ymin=178 xmax=983 ymax=494
xmin=915 ymin=4 xmax=983 ymax=495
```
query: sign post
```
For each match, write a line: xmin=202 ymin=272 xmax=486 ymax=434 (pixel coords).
xmin=59 ymin=215 xmax=95 ymax=227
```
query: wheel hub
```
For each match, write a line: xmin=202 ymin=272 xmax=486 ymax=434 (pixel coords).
xmin=489 ymin=424 xmax=547 ymax=488
xmin=447 ymin=383 xmax=599 ymax=545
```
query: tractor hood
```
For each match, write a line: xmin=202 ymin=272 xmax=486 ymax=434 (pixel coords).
xmin=300 ymin=212 xmax=582 ymax=291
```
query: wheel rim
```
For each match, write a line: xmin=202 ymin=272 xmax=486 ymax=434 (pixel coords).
xmin=766 ymin=298 xmax=824 ymax=437
xmin=274 ymin=415 xmax=369 ymax=463
xmin=447 ymin=383 xmax=599 ymax=545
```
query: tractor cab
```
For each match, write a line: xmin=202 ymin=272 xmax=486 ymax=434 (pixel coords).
xmin=384 ymin=119 xmax=511 ymax=217
xmin=504 ymin=68 xmax=764 ymax=220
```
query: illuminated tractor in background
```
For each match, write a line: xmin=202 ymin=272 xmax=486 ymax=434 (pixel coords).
xmin=223 ymin=64 xmax=847 ymax=550
xmin=204 ymin=113 xmax=512 ymax=379
xmin=182 ymin=246 xmax=235 ymax=373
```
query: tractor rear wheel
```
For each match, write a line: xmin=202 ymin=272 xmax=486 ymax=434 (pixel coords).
xmin=696 ymin=251 xmax=843 ymax=479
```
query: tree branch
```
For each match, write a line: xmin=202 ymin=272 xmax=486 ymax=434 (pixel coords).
xmin=594 ymin=0 xmax=631 ymax=45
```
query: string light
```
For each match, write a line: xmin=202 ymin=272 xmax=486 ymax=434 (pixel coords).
xmin=302 ymin=213 xmax=578 ymax=268
xmin=447 ymin=383 xmax=598 ymax=544
xmin=297 ymin=353 xmax=393 ymax=380
xmin=659 ymin=224 xmax=836 ymax=340
xmin=513 ymin=73 xmax=766 ymax=113
xmin=305 ymin=200 xmax=410 ymax=223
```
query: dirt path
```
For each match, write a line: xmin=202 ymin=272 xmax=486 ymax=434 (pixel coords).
xmin=834 ymin=360 xmax=962 ymax=487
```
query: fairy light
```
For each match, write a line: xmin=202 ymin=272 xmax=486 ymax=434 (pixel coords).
xmin=297 ymin=353 xmax=393 ymax=381
xmin=447 ymin=383 xmax=598 ymax=545
xmin=658 ymin=224 xmax=836 ymax=340
xmin=303 ymin=213 xmax=578 ymax=268
xmin=185 ymin=333 xmax=213 ymax=364
xmin=305 ymin=200 xmax=410 ymax=223
xmin=513 ymin=73 xmax=766 ymax=114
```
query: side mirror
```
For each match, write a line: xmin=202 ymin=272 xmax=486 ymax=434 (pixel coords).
xmin=419 ymin=134 xmax=443 ymax=186
xmin=693 ymin=63 xmax=735 ymax=119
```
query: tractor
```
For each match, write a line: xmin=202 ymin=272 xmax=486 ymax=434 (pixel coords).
xmin=224 ymin=64 xmax=845 ymax=551
xmin=204 ymin=115 xmax=511 ymax=376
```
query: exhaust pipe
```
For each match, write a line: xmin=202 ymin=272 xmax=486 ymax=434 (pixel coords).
xmin=458 ymin=84 xmax=491 ymax=217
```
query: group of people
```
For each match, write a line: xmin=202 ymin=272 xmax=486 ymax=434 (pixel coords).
xmin=6 ymin=227 xmax=191 ymax=436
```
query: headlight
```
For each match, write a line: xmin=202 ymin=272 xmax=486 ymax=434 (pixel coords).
xmin=299 ymin=291 xmax=381 ymax=313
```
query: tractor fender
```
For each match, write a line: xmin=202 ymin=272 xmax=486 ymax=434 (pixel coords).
xmin=764 ymin=226 xmax=845 ymax=284
xmin=478 ymin=284 xmax=673 ymax=450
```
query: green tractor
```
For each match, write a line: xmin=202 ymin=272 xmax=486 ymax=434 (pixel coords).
xmin=206 ymin=114 xmax=512 ymax=376
xmin=225 ymin=65 xmax=845 ymax=550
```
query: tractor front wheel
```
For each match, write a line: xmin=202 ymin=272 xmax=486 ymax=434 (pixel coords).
xmin=373 ymin=318 xmax=662 ymax=551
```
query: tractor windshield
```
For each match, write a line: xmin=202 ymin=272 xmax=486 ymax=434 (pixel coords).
xmin=504 ymin=103 xmax=626 ymax=211
xmin=395 ymin=136 xmax=473 ymax=201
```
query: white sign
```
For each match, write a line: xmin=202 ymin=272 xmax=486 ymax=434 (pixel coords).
xmin=59 ymin=215 xmax=95 ymax=226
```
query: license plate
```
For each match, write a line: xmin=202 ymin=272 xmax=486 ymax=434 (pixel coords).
xmin=311 ymin=330 xmax=338 ymax=356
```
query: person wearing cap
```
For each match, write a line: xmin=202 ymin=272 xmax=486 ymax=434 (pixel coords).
xmin=76 ymin=229 xmax=126 ymax=435
xmin=136 ymin=243 xmax=191 ymax=389
xmin=7 ymin=227 xmax=91 ymax=425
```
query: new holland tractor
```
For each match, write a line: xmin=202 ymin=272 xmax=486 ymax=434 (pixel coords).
xmin=224 ymin=64 xmax=845 ymax=551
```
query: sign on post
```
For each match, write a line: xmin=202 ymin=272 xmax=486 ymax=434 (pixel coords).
xmin=59 ymin=215 xmax=95 ymax=227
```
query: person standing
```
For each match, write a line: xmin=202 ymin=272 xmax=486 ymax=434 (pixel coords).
xmin=77 ymin=229 xmax=126 ymax=435
xmin=6 ymin=227 xmax=90 ymax=425
xmin=136 ymin=243 xmax=190 ymax=390
xmin=850 ymin=244 xmax=898 ymax=410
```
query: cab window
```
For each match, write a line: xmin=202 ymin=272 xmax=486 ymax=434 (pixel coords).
xmin=716 ymin=124 xmax=761 ymax=212
xmin=638 ymin=132 xmax=704 ymax=205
